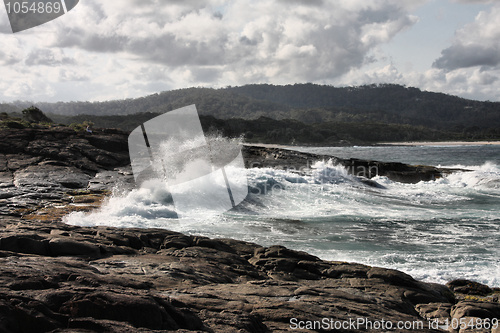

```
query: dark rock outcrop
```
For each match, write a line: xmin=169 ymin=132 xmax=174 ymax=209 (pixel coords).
xmin=1 ymin=217 xmax=498 ymax=332
xmin=0 ymin=127 xmax=134 ymax=217
xmin=447 ymin=279 xmax=493 ymax=296
xmin=1 ymin=126 xmax=496 ymax=332
xmin=0 ymin=219 xmax=464 ymax=332
xmin=242 ymin=145 xmax=469 ymax=184
xmin=2 ymin=127 xmax=131 ymax=172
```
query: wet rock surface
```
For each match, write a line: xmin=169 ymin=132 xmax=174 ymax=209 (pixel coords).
xmin=0 ymin=127 xmax=497 ymax=332
xmin=1 ymin=218 xmax=499 ymax=332
xmin=0 ymin=127 xmax=134 ymax=217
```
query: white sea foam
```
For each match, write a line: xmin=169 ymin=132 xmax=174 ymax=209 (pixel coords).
xmin=65 ymin=151 xmax=500 ymax=287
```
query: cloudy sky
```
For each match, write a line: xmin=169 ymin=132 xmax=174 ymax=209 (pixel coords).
xmin=1 ymin=0 xmax=499 ymax=103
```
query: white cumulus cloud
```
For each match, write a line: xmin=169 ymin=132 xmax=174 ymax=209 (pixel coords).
xmin=5 ymin=0 xmax=499 ymax=102
xmin=42 ymin=0 xmax=421 ymax=90
xmin=433 ymin=5 xmax=500 ymax=71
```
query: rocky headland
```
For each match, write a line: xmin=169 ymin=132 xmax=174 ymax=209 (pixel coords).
xmin=0 ymin=126 xmax=498 ymax=332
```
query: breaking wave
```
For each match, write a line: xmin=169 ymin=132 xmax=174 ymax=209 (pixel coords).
xmin=65 ymin=149 xmax=500 ymax=287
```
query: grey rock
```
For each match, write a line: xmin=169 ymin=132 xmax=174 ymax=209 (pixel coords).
xmin=451 ymin=301 xmax=500 ymax=320
xmin=6 ymin=154 xmax=43 ymax=171
xmin=447 ymin=279 xmax=493 ymax=296
xmin=0 ymin=171 xmax=14 ymax=188
xmin=0 ymin=234 xmax=50 ymax=255
xmin=14 ymin=165 xmax=91 ymax=190
xmin=87 ymin=170 xmax=135 ymax=192
xmin=416 ymin=302 xmax=452 ymax=320
xmin=0 ymin=154 xmax=8 ymax=172
xmin=0 ymin=217 xmax=497 ymax=332
xmin=49 ymin=238 xmax=101 ymax=257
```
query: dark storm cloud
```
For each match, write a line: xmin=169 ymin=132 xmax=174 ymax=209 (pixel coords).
xmin=433 ymin=44 xmax=500 ymax=70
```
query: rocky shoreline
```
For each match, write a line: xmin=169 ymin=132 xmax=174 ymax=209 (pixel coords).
xmin=1 ymin=126 xmax=499 ymax=332
xmin=242 ymin=145 xmax=468 ymax=184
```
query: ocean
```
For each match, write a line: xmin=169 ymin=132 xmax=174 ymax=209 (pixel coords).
xmin=65 ymin=143 xmax=500 ymax=287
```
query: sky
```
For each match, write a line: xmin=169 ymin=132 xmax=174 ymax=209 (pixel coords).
xmin=1 ymin=0 xmax=500 ymax=103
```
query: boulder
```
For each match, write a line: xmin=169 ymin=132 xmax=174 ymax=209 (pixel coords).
xmin=451 ymin=301 xmax=500 ymax=320
xmin=447 ymin=279 xmax=493 ymax=296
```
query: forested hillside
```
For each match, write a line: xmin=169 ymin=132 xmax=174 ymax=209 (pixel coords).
xmin=4 ymin=87 xmax=290 ymax=120
xmin=229 ymin=84 xmax=500 ymax=129
xmin=4 ymin=84 xmax=500 ymax=129
xmin=2 ymin=83 xmax=500 ymax=144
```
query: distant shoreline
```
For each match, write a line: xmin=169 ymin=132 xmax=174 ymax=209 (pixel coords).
xmin=379 ymin=141 xmax=500 ymax=146
xmin=245 ymin=141 xmax=500 ymax=149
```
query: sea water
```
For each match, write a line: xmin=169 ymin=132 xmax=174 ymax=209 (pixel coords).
xmin=65 ymin=143 xmax=500 ymax=287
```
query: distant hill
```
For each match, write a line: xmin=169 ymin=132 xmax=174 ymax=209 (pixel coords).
xmin=4 ymin=83 xmax=499 ymax=130
xmin=228 ymin=83 xmax=500 ymax=129
xmin=5 ymin=87 xmax=290 ymax=120
xmin=2 ymin=83 xmax=499 ymax=144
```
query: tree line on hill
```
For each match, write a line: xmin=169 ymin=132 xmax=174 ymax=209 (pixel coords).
xmin=1 ymin=83 xmax=499 ymax=145
xmin=1 ymin=109 xmax=488 ymax=146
